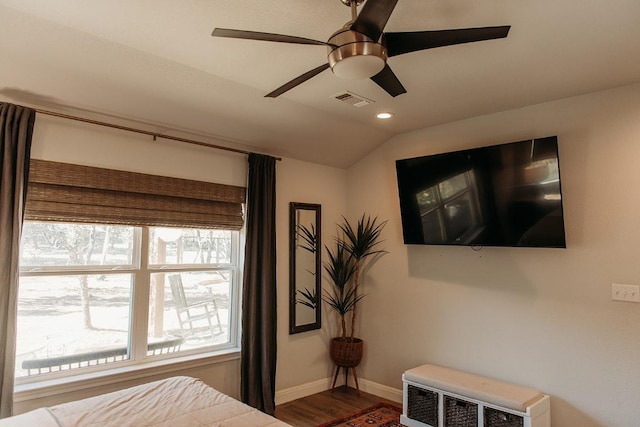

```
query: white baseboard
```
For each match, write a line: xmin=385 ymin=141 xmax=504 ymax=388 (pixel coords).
xmin=275 ymin=377 xmax=337 ymax=405
xmin=275 ymin=377 xmax=402 ymax=405
xmin=359 ymin=379 xmax=403 ymax=403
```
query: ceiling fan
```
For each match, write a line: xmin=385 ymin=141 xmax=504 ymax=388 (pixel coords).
xmin=211 ymin=0 xmax=510 ymax=98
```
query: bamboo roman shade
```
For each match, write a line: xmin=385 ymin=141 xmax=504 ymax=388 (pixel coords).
xmin=25 ymin=159 xmax=246 ymax=230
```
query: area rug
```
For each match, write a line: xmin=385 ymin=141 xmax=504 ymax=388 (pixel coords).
xmin=317 ymin=402 xmax=404 ymax=427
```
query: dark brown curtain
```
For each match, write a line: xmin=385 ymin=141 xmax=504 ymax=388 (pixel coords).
xmin=0 ymin=103 xmax=35 ymax=418
xmin=241 ymin=153 xmax=277 ymax=415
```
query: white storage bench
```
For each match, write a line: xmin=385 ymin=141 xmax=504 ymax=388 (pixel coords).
xmin=401 ymin=364 xmax=550 ymax=427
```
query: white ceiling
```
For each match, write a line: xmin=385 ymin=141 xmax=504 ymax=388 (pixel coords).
xmin=1 ymin=0 xmax=639 ymax=168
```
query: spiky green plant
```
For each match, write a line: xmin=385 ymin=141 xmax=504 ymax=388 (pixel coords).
xmin=337 ymin=214 xmax=387 ymax=339
xmin=322 ymin=243 xmax=357 ymax=339
xmin=296 ymin=223 xmax=317 ymax=253
xmin=296 ymin=287 xmax=318 ymax=309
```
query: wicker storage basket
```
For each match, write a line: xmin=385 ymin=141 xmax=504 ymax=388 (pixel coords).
xmin=444 ymin=395 xmax=478 ymax=427
xmin=484 ymin=407 xmax=524 ymax=427
xmin=329 ymin=337 xmax=363 ymax=368
xmin=407 ymin=385 xmax=439 ymax=426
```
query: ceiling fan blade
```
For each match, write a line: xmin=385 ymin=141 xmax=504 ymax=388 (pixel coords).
xmin=370 ymin=64 xmax=406 ymax=97
xmin=384 ymin=26 xmax=511 ymax=57
xmin=351 ymin=0 xmax=399 ymax=42
xmin=212 ymin=28 xmax=328 ymax=46
xmin=265 ymin=63 xmax=331 ymax=98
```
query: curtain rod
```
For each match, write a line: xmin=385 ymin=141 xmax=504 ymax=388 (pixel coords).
xmin=35 ymin=108 xmax=281 ymax=161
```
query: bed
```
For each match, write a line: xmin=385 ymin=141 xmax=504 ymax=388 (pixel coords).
xmin=0 ymin=376 xmax=291 ymax=426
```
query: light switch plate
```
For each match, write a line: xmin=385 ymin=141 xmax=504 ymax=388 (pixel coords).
xmin=612 ymin=283 xmax=640 ymax=302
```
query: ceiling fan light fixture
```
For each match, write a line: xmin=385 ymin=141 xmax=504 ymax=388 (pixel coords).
xmin=331 ymin=53 xmax=385 ymax=79
xmin=327 ymin=29 xmax=387 ymax=79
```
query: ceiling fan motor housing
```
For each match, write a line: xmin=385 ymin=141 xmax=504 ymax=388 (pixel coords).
xmin=327 ymin=27 xmax=387 ymax=79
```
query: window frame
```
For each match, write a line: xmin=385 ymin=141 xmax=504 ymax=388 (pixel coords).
xmin=416 ymin=170 xmax=483 ymax=243
xmin=16 ymin=223 xmax=242 ymax=386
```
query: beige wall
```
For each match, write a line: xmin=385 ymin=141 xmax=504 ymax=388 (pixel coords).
xmin=29 ymin=114 xmax=248 ymax=186
xmin=346 ymin=82 xmax=640 ymax=427
xmin=275 ymin=159 xmax=348 ymax=394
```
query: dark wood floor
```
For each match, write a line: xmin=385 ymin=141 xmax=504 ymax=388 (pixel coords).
xmin=274 ymin=386 xmax=400 ymax=427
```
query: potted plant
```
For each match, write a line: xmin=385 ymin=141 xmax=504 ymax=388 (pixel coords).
xmin=323 ymin=214 xmax=387 ymax=372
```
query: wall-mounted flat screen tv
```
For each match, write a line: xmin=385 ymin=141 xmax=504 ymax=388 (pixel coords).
xmin=395 ymin=136 xmax=566 ymax=248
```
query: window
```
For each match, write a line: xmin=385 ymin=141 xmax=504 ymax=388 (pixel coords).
xmin=415 ymin=171 xmax=483 ymax=244
xmin=16 ymin=222 xmax=240 ymax=379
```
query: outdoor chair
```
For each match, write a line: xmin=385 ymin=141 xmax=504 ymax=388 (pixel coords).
xmin=168 ymin=274 xmax=223 ymax=337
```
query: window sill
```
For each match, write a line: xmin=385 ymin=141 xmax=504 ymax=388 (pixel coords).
xmin=14 ymin=347 xmax=241 ymax=403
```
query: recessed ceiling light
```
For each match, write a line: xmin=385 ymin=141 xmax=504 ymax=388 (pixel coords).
xmin=376 ymin=112 xmax=394 ymax=119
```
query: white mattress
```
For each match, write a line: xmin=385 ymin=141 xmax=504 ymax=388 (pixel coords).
xmin=1 ymin=376 xmax=291 ymax=427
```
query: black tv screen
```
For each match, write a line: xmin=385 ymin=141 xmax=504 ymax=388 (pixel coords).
xmin=395 ymin=136 xmax=566 ymax=248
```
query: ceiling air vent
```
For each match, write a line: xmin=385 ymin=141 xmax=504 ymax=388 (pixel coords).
xmin=332 ymin=91 xmax=374 ymax=108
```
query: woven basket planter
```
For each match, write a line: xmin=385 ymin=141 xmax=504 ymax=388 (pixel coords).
xmin=330 ymin=337 xmax=363 ymax=368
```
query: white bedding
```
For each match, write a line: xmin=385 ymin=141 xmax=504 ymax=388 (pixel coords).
xmin=1 ymin=376 xmax=291 ymax=427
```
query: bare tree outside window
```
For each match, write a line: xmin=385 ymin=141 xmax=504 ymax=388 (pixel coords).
xmin=21 ymin=223 xmax=133 ymax=329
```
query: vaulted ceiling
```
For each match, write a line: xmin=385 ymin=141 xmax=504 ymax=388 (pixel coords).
xmin=1 ymin=0 xmax=639 ymax=168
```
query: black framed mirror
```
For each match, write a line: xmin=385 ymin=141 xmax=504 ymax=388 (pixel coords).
xmin=289 ymin=202 xmax=321 ymax=334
